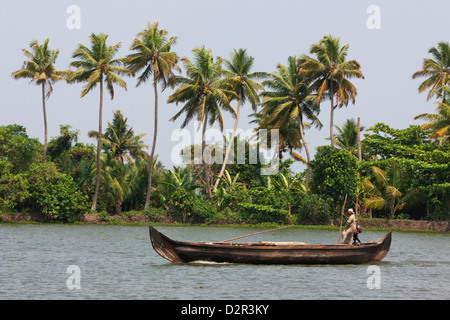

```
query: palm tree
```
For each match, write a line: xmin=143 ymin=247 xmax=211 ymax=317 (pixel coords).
xmin=332 ymin=118 xmax=365 ymax=155
xmin=414 ymin=86 xmax=450 ymax=144
xmin=88 ymin=109 xmax=148 ymax=163
xmin=69 ymin=33 xmax=128 ymax=211
xmin=252 ymin=109 xmax=311 ymax=163
xmin=412 ymin=41 xmax=450 ymax=100
xmin=100 ymin=154 xmax=135 ymax=215
xmin=298 ymin=35 xmax=364 ymax=147
xmin=362 ymin=162 xmax=423 ymax=219
xmin=11 ymin=38 xmax=68 ymax=162
xmin=213 ymin=49 xmax=265 ymax=188
xmin=126 ymin=22 xmax=181 ymax=209
xmin=168 ymin=46 xmax=236 ymax=197
xmin=267 ymin=172 xmax=306 ymax=215
xmin=260 ymin=56 xmax=321 ymax=188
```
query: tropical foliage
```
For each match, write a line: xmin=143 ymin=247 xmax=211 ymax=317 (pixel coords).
xmin=412 ymin=41 xmax=450 ymax=100
xmin=68 ymin=33 xmax=128 ymax=211
xmin=214 ymin=48 xmax=265 ymax=188
xmin=259 ymin=56 xmax=321 ymax=187
xmin=3 ymin=27 xmax=449 ymax=224
xmin=126 ymin=22 xmax=180 ymax=209
xmin=11 ymin=38 xmax=69 ymax=162
xmin=168 ymin=46 xmax=236 ymax=197
xmin=414 ymin=86 xmax=450 ymax=144
xmin=298 ymin=35 xmax=364 ymax=147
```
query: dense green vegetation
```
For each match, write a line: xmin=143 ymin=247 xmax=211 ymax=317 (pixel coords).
xmin=2 ymin=23 xmax=449 ymax=224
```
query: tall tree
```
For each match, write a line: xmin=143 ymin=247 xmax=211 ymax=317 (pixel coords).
xmin=414 ymin=85 xmax=450 ymax=144
xmin=260 ymin=56 xmax=321 ymax=188
xmin=168 ymin=46 xmax=236 ymax=197
xmin=69 ymin=33 xmax=128 ymax=211
xmin=412 ymin=41 xmax=450 ymax=100
xmin=214 ymin=48 xmax=265 ymax=188
xmin=11 ymin=38 xmax=68 ymax=162
xmin=298 ymin=35 xmax=364 ymax=147
xmin=126 ymin=22 xmax=181 ymax=209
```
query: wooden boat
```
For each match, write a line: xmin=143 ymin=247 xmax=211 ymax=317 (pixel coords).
xmin=149 ymin=226 xmax=392 ymax=265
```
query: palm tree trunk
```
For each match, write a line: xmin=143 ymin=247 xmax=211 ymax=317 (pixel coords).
xmin=145 ymin=81 xmax=159 ymax=209
xmin=214 ymin=89 xmax=242 ymax=189
xmin=357 ymin=117 xmax=362 ymax=161
xmin=91 ymin=74 xmax=103 ymax=211
xmin=298 ymin=114 xmax=311 ymax=189
xmin=390 ymin=204 xmax=395 ymax=220
xmin=115 ymin=200 xmax=122 ymax=215
xmin=202 ymin=106 xmax=212 ymax=198
xmin=330 ymin=86 xmax=335 ymax=147
xmin=41 ymin=83 xmax=48 ymax=163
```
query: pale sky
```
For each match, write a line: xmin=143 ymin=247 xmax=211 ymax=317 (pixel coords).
xmin=1 ymin=0 xmax=449 ymax=172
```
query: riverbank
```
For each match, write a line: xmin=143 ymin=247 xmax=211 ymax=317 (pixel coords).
xmin=1 ymin=212 xmax=448 ymax=232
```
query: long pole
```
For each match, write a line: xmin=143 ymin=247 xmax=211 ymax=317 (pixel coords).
xmin=221 ymin=225 xmax=292 ymax=243
xmin=338 ymin=194 xmax=348 ymax=244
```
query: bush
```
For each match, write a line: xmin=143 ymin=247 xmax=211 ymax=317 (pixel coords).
xmin=26 ymin=162 xmax=88 ymax=222
xmin=190 ymin=196 xmax=218 ymax=224
xmin=237 ymin=188 xmax=292 ymax=224
xmin=294 ymin=193 xmax=333 ymax=225
xmin=144 ymin=207 xmax=170 ymax=222
xmin=215 ymin=207 xmax=243 ymax=224
xmin=238 ymin=202 xmax=291 ymax=224
xmin=0 ymin=168 xmax=30 ymax=212
xmin=310 ymin=146 xmax=359 ymax=208
xmin=167 ymin=188 xmax=218 ymax=224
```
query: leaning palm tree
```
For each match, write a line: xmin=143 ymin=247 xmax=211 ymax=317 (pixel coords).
xmin=126 ymin=22 xmax=181 ymax=209
xmin=213 ymin=48 xmax=265 ymax=188
xmin=168 ymin=46 xmax=236 ymax=197
xmin=260 ymin=56 xmax=321 ymax=188
xmin=414 ymin=86 xmax=450 ymax=144
xmin=412 ymin=41 xmax=450 ymax=101
xmin=68 ymin=33 xmax=128 ymax=211
xmin=11 ymin=38 xmax=69 ymax=162
xmin=298 ymin=35 xmax=364 ymax=147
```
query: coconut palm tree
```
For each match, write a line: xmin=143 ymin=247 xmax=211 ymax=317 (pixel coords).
xmin=414 ymin=86 xmax=450 ymax=144
xmin=331 ymin=118 xmax=365 ymax=155
xmin=213 ymin=49 xmax=265 ymax=188
xmin=260 ymin=56 xmax=321 ymax=188
xmin=412 ymin=41 xmax=450 ymax=101
xmin=11 ymin=38 xmax=69 ymax=162
xmin=88 ymin=109 xmax=148 ymax=163
xmin=126 ymin=22 xmax=181 ymax=209
xmin=69 ymin=33 xmax=128 ymax=211
xmin=168 ymin=46 xmax=236 ymax=197
xmin=298 ymin=35 xmax=364 ymax=147
xmin=252 ymin=109 xmax=311 ymax=163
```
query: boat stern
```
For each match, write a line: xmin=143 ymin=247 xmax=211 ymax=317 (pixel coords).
xmin=372 ymin=231 xmax=392 ymax=261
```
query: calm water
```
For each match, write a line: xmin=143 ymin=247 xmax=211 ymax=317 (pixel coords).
xmin=0 ymin=224 xmax=448 ymax=300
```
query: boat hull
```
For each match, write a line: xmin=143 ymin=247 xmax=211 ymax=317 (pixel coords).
xmin=149 ymin=226 xmax=391 ymax=265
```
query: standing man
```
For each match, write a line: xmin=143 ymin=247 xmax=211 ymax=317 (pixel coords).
xmin=342 ymin=209 xmax=356 ymax=245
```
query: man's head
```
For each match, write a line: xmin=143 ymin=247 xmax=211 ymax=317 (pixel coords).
xmin=348 ymin=208 xmax=354 ymax=215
